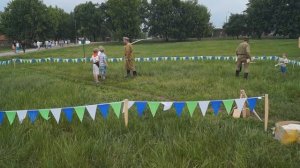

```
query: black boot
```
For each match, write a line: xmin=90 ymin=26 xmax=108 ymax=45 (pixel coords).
xmin=125 ymin=70 xmax=130 ymax=78
xmin=133 ymin=71 xmax=137 ymax=77
xmin=244 ymin=73 xmax=248 ymax=79
xmin=235 ymin=70 xmax=240 ymax=77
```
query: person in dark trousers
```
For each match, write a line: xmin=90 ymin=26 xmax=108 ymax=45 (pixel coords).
xmin=21 ymin=40 xmax=26 ymax=53
xmin=235 ymin=37 xmax=251 ymax=79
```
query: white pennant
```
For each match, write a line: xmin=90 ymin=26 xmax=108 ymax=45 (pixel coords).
xmin=128 ymin=101 xmax=135 ymax=109
xmin=17 ymin=110 xmax=27 ymax=123
xmin=161 ymin=102 xmax=173 ymax=111
xmin=235 ymin=98 xmax=247 ymax=112
xmin=198 ymin=101 xmax=210 ymax=116
xmin=51 ymin=108 xmax=62 ymax=123
xmin=86 ymin=105 xmax=97 ymax=120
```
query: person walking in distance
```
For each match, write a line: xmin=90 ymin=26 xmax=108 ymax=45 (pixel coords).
xmin=235 ymin=37 xmax=251 ymax=79
xmin=123 ymin=37 xmax=137 ymax=77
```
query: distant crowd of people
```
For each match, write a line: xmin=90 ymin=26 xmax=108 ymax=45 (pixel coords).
xmin=11 ymin=39 xmax=71 ymax=54
xmin=33 ymin=40 xmax=71 ymax=50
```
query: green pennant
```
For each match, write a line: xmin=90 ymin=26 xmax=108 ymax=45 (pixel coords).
xmin=74 ymin=106 xmax=85 ymax=122
xmin=6 ymin=111 xmax=16 ymax=125
xmin=223 ymin=99 xmax=234 ymax=114
xmin=111 ymin=102 xmax=122 ymax=118
xmin=39 ymin=109 xmax=50 ymax=120
xmin=148 ymin=102 xmax=160 ymax=117
xmin=186 ymin=101 xmax=197 ymax=116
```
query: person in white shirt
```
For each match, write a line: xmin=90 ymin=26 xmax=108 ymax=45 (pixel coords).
xmin=98 ymin=46 xmax=108 ymax=80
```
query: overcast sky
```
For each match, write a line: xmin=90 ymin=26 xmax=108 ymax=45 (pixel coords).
xmin=0 ymin=0 xmax=248 ymax=28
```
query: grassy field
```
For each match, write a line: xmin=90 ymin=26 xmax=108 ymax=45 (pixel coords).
xmin=0 ymin=39 xmax=300 ymax=167
xmin=0 ymin=46 xmax=12 ymax=53
xmin=1 ymin=39 xmax=299 ymax=60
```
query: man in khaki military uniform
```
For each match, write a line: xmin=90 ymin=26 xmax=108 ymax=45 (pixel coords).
xmin=235 ymin=37 xmax=251 ymax=79
xmin=123 ymin=37 xmax=137 ymax=77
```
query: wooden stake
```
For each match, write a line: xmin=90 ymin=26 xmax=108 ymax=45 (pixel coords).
xmin=123 ymin=99 xmax=129 ymax=127
xmin=264 ymin=94 xmax=269 ymax=132
xmin=13 ymin=59 xmax=16 ymax=68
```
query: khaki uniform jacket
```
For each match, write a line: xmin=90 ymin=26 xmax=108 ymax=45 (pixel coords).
xmin=236 ymin=41 xmax=250 ymax=59
xmin=124 ymin=43 xmax=133 ymax=59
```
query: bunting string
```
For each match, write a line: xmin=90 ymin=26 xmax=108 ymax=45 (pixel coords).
xmin=0 ymin=96 xmax=263 ymax=125
xmin=1 ymin=56 xmax=299 ymax=67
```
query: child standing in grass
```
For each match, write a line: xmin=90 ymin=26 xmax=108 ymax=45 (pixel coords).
xmin=91 ymin=48 xmax=100 ymax=84
xmin=277 ymin=53 xmax=289 ymax=77
xmin=98 ymin=46 xmax=108 ymax=80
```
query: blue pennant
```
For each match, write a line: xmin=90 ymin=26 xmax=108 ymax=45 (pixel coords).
xmin=211 ymin=100 xmax=222 ymax=116
xmin=0 ymin=111 xmax=4 ymax=125
xmin=247 ymin=98 xmax=258 ymax=112
xmin=98 ymin=104 xmax=110 ymax=119
xmin=28 ymin=110 xmax=39 ymax=124
xmin=173 ymin=102 xmax=185 ymax=117
xmin=63 ymin=108 xmax=74 ymax=123
xmin=135 ymin=102 xmax=147 ymax=117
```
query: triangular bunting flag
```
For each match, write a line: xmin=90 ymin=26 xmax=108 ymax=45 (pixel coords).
xmin=148 ymin=102 xmax=160 ymax=117
xmin=223 ymin=99 xmax=234 ymax=114
xmin=86 ymin=105 xmax=97 ymax=120
xmin=6 ymin=111 xmax=16 ymax=125
xmin=198 ymin=101 xmax=210 ymax=116
xmin=0 ymin=111 xmax=5 ymax=125
xmin=62 ymin=108 xmax=74 ymax=123
xmin=247 ymin=97 xmax=258 ymax=112
xmin=211 ymin=100 xmax=222 ymax=116
xmin=74 ymin=106 xmax=85 ymax=122
xmin=173 ymin=102 xmax=185 ymax=117
xmin=128 ymin=101 xmax=135 ymax=109
xmin=135 ymin=101 xmax=147 ymax=117
xmin=17 ymin=110 xmax=27 ymax=123
xmin=235 ymin=98 xmax=247 ymax=112
xmin=111 ymin=102 xmax=122 ymax=118
xmin=28 ymin=110 xmax=39 ymax=124
xmin=51 ymin=108 xmax=62 ymax=123
xmin=39 ymin=109 xmax=50 ymax=120
xmin=161 ymin=102 xmax=173 ymax=111
xmin=186 ymin=101 xmax=197 ymax=116
xmin=98 ymin=104 xmax=110 ymax=119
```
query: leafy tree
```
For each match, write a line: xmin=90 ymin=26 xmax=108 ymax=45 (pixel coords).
xmin=106 ymin=0 xmax=142 ymax=40
xmin=47 ymin=6 xmax=72 ymax=40
xmin=246 ymin=0 xmax=274 ymax=38
xmin=74 ymin=1 xmax=99 ymax=41
xmin=1 ymin=0 xmax=49 ymax=41
xmin=177 ymin=1 xmax=210 ymax=39
xmin=272 ymin=0 xmax=300 ymax=38
xmin=244 ymin=0 xmax=300 ymax=38
xmin=149 ymin=0 xmax=210 ymax=41
xmin=0 ymin=12 xmax=3 ymax=34
xmin=148 ymin=0 xmax=178 ymax=41
xmin=223 ymin=14 xmax=248 ymax=39
xmin=139 ymin=0 xmax=150 ymax=34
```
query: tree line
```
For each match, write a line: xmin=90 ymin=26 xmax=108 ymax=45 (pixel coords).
xmin=0 ymin=0 xmax=212 ymax=42
xmin=223 ymin=0 xmax=300 ymax=39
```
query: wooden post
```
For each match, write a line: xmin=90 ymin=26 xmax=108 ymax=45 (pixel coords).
xmin=123 ymin=99 xmax=129 ymax=127
xmin=264 ymin=94 xmax=269 ymax=132
xmin=13 ymin=59 xmax=16 ymax=68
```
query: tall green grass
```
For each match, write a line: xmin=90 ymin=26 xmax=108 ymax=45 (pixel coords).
xmin=1 ymin=39 xmax=299 ymax=60
xmin=0 ymin=40 xmax=300 ymax=167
